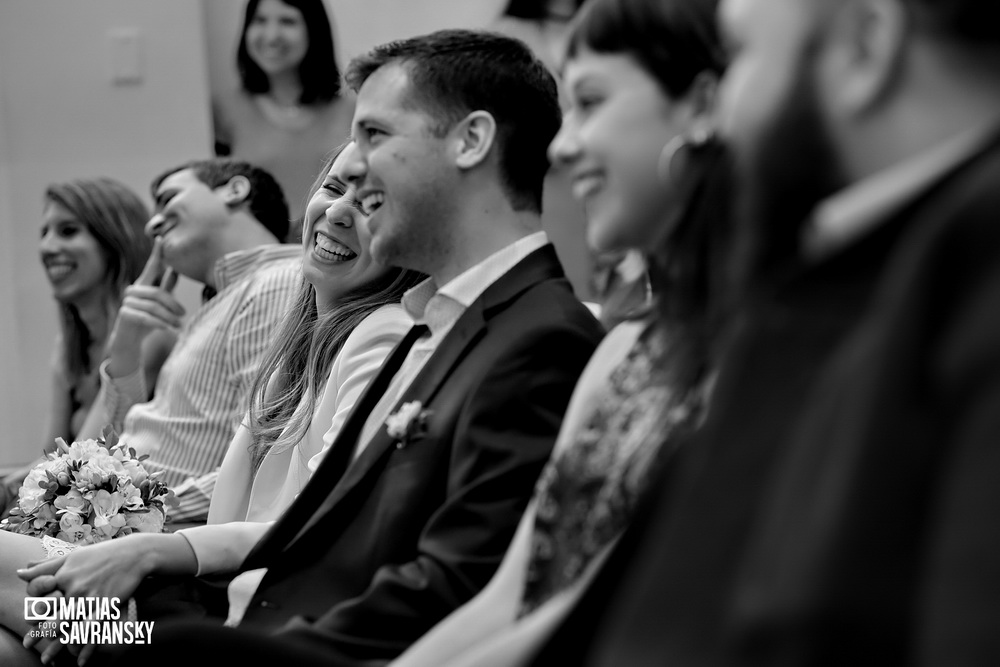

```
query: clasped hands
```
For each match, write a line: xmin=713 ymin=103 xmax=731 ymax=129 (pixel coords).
xmin=17 ymin=538 xmax=151 ymax=666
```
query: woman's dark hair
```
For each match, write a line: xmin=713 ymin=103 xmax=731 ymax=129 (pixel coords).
xmin=567 ymin=0 xmax=732 ymax=391
xmin=237 ymin=0 xmax=341 ymax=105
xmin=567 ymin=0 xmax=725 ymax=99
xmin=503 ymin=0 xmax=586 ymax=21
xmin=649 ymin=142 xmax=735 ymax=392
xmin=44 ymin=179 xmax=152 ymax=380
xmin=245 ymin=147 xmax=426 ymax=472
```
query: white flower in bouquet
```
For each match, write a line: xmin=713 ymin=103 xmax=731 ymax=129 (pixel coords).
xmin=0 ymin=427 xmax=174 ymax=545
xmin=121 ymin=485 xmax=145 ymax=512
xmin=117 ymin=456 xmax=149 ymax=486
xmin=53 ymin=487 xmax=88 ymax=515
xmin=67 ymin=439 xmax=108 ymax=461
xmin=17 ymin=468 xmax=53 ymax=516
xmin=125 ymin=506 xmax=165 ymax=532
xmin=90 ymin=489 xmax=126 ymax=528
xmin=57 ymin=511 xmax=92 ymax=544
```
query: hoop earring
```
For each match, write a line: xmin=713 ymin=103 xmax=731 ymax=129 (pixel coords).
xmin=657 ymin=127 xmax=715 ymax=186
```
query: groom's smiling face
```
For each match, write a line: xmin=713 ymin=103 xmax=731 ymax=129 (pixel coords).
xmin=350 ymin=62 xmax=459 ymax=276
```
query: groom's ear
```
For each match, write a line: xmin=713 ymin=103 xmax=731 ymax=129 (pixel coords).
xmin=451 ymin=110 xmax=497 ymax=170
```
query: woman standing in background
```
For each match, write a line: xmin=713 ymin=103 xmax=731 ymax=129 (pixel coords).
xmin=213 ymin=0 xmax=353 ymax=237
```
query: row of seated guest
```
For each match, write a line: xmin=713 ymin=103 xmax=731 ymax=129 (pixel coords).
xmin=0 ymin=159 xmax=303 ymax=552
xmin=0 ymin=144 xmax=426 ymax=647
xmin=0 ymin=2 xmax=737 ymax=665
xmin=12 ymin=0 xmax=998 ymax=664
xmin=0 ymin=160 xmax=306 ymax=644
xmin=4 ymin=25 xmax=608 ymax=667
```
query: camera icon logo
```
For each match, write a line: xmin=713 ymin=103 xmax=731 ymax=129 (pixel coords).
xmin=24 ymin=597 xmax=58 ymax=622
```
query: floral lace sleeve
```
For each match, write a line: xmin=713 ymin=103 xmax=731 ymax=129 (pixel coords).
xmin=40 ymin=535 xmax=79 ymax=559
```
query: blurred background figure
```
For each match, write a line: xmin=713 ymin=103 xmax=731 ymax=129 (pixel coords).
xmin=491 ymin=0 xmax=598 ymax=304
xmin=0 ymin=178 xmax=172 ymax=512
xmin=528 ymin=0 xmax=1000 ymax=664
xmin=213 ymin=0 xmax=354 ymax=238
xmin=492 ymin=0 xmax=585 ymax=76
xmin=37 ymin=179 xmax=162 ymax=450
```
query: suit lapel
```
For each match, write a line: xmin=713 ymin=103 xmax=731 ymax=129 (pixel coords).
xmin=262 ymin=245 xmax=568 ymax=561
xmin=242 ymin=323 xmax=427 ymax=569
xmin=288 ymin=301 xmax=488 ymax=545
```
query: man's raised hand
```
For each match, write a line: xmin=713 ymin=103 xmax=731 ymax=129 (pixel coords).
xmin=105 ymin=238 xmax=185 ymax=379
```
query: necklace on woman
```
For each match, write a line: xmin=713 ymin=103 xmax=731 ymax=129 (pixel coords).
xmin=255 ymin=94 xmax=317 ymax=130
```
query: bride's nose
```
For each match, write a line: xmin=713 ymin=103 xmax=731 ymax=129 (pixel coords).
xmin=326 ymin=199 xmax=355 ymax=228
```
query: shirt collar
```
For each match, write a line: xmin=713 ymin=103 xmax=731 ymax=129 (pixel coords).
xmin=402 ymin=231 xmax=550 ymax=336
xmin=211 ymin=244 xmax=300 ymax=292
xmin=803 ymin=125 xmax=993 ymax=260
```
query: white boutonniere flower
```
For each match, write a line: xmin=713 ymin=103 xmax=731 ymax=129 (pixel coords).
xmin=385 ymin=401 xmax=432 ymax=449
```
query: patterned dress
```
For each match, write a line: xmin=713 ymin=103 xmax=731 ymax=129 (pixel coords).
xmin=519 ymin=320 xmax=707 ymax=615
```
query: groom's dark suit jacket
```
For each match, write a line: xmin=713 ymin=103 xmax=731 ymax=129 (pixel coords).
xmin=229 ymin=245 xmax=603 ymax=662
xmin=531 ymin=133 xmax=1000 ymax=666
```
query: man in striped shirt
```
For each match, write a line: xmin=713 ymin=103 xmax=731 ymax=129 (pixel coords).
xmin=83 ymin=159 xmax=301 ymax=523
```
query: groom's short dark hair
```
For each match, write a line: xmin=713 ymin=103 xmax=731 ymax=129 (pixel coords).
xmin=345 ymin=29 xmax=561 ymax=214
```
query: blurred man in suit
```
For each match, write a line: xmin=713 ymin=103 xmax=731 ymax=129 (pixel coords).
xmin=530 ymin=0 xmax=1000 ymax=664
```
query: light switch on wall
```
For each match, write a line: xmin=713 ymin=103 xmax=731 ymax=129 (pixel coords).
xmin=108 ymin=27 xmax=143 ymax=85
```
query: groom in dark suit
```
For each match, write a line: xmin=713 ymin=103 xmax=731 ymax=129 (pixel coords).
xmin=529 ymin=0 xmax=1000 ymax=665
xmin=23 ymin=30 xmax=602 ymax=667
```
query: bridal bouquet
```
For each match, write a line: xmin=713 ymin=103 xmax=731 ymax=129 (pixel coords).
xmin=0 ymin=428 xmax=173 ymax=545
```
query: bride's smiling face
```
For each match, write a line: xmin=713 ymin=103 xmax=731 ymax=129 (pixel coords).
xmin=302 ymin=144 xmax=391 ymax=314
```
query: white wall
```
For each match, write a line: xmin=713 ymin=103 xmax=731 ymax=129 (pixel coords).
xmin=0 ymin=70 xmax=22 ymax=465
xmin=0 ymin=0 xmax=211 ymax=465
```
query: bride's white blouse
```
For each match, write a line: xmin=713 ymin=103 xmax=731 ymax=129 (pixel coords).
xmin=178 ymin=303 xmax=412 ymax=576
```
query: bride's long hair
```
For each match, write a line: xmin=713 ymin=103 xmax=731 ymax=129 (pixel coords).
xmin=245 ymin=149 xmax=424 ymax=472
